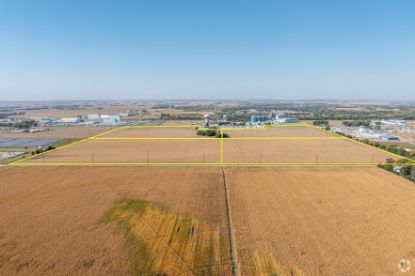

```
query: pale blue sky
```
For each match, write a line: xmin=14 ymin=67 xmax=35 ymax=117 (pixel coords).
xmin=0 ymin=0 xmax=414 ymax=101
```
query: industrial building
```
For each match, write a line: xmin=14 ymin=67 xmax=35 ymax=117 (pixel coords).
xmin=272 ymin=117 xmax=300 ymax=124
xmin=379 ymin=135 xmax=400 ymax=141
xmin=250 ymin=112 xmax=300 ymax=125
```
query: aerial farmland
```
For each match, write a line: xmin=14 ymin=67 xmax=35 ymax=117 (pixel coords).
xmin=1 ymin=119 xmax=415 ymax=275
xmin=2 ymin=1 xmax=415 ymax=274
xmin=15 ymin=125 xmax=399 ymax=165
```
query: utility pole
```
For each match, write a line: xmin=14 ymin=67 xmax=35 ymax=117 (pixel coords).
xmin=146 ymin=152 xmax=149 ymax=166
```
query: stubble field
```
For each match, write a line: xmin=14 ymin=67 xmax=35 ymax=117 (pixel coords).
xmin=1 ymin=166 xmax=415 ymax=275
xmin=20 ymin=125 xmax=397 ymax=165
xmin=25 ymin=139 xmax=221 ymax=163
xmin=3 ymin=125 xmax=415 ymax=275
xmin=227 ymin=167 xmax=415 ymax=275
xmin=0 ymin=167 xmax=231 ymax=275
xmin=223 ymin=139 xmax=393 ymax=163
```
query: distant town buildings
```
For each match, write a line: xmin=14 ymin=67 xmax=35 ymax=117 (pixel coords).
xmin=250 ymin=112 xmax=300 ymax=126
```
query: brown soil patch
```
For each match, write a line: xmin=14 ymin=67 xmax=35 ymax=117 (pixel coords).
xmin=226 ymin=126 xmax=332 ymax=138
xmin=101 ymin=127 xmax=199 ymax=138
xmin=223 ymin=139 xmax=395 ymax=163
xmin=227 ymin=167 xmax=415 ymax=275
xmin=26 ymin=139 xmax=220 ymax=163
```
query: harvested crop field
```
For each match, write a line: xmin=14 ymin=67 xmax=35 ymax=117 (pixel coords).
xmin=101 ymin=127 xmax=199 ymax=138
xmin=0 ymin=126 xmax=112 ymax=139
xmin=223 ymin=139 xmax=395 ymax=163
xmin=226 ymin=126 xmax=332 ymax=137
xmin=0 ymin=167 xmax=231 ymax=275
xmin=226 ymin=167 xmax=415 ymax=275
xmin=25 ymin=139 xmax=220 ymax=163
xmin=17 ymin=125 xmax=400 ymax=165
xmin=1 ymin=165 xmax=415 ymax=275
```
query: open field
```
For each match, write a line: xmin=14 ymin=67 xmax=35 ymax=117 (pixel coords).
xmin=101 ymin=127 xmax=199 ymax=138
xmin=1 ymin=166 xmax=415 ymax=275
xmin=223 ymin=139 xmax=395 ymax=163
xmin=13 ymin=104 xmax=144 ymax=118
xmin=227 ymin=167 xmax=415 ymax=275
xmin=25 ymin=139 xmax=220 ymax=163
xmin=226 ymin=126 xmax=332 ymax=137
xmin=0 ymin=126 xmax=112 ymax=139
xmin=15 ymin=125 xmax=403 ymax=165
xmin=12 ymin=104 xmax=208 ymax=120
xmin=0 ymin=167 xmax=231 ymax=275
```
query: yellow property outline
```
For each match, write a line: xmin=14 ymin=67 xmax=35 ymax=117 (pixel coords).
xmin=9 ymin=123 xmax=415 ymax=166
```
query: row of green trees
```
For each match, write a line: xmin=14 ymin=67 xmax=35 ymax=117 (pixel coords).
xmin=31 ymin=146 xmax=55 ymax=155
xmin=342 ymin=120 xmax=370 ymax=127
xmin=196 ymin=128 xmax=230 ymax=138
xmin=334 ymin=131 xmax=415 ymax=160
xmin=0 ymin=120 xmax=38 ymax=129
xmin=312 ymin=120 xmax=329 ymax=126
xmin=378 ymin=159 xmax=415 ymax=183
xmin=331 ymin=129 xmax=415 ymax=183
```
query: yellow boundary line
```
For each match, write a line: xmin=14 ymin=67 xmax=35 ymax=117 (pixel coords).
xmin=93 ymin=137 xmax=219 ymax=140
xmin=127 ymin=125 xmax=196 ymax=128
xmin=91 ymin=136 xmax=341 ymax=140
xmin=9 ymin=123 xmax=414 ymax=166
xmin=11 ymin=162 xmax=415 ymax=166
xmin=9 ymin=127 xmax=124 ymax=165
xmin=306 ymin=123 xmax=415 ymax=163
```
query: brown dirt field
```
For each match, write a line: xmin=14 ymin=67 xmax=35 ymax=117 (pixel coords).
xmin=227 ymin=167 xmax=415 ymax=275
xmin=26 ymin=139 xmax=221 ymax=163
xmin=223 ymin=139 xmax=395 ymax=163
xmin=0 ymin=167 xmax=230 ymax=275
xmin=101 ymin=127 xmax=199 ymax=138
xmin=0 ymin=126 xmax=112 ymax=139
xmin=226 ymin=126 xmax=333 ymax=138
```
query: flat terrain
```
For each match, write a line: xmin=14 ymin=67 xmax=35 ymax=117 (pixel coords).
xmin=26 ymin=139 xmax=220 ymax=163
xmin=223 ymin=139 xmax=395 ymax=163
xmin=0 ymin=167 xmax=231 ymax=275
xmin=0 ymin=127 xmax=112 ymax=139
xmin=1 ymin=165 xmax=414 ymax=275
xmin=13 ymin=104 xmax=144 ymax=118
xmin=19 ymin=126 xmax=399 ymax=164
xmin=227 ymin=167 xmax=415 ymax=275
xmin=226 ymin=126 xmax=332 ymax=137
xmin=101 ymin=127 xmax=199 ymax=138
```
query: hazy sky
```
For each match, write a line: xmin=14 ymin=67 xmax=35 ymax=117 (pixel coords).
xmin=1 ymin=0 xmax=414 ymax=101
